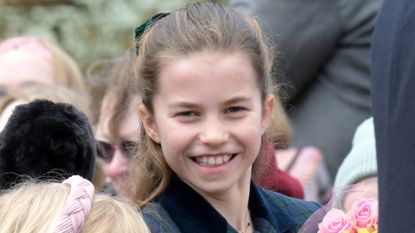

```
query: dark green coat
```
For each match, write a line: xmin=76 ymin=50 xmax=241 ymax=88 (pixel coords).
xmin=143 ymin=175 xmax=321 ymax=233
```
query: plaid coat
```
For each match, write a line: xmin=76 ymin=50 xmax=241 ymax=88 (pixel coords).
xmin=142 ymin=175 xmax=320 ymax=233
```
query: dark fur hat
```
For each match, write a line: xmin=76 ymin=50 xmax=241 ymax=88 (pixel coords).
xmin=0 ymin=99 xmax=96 ymax=190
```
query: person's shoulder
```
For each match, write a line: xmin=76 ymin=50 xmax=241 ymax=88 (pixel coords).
xmin=142 ymin=202 xmax=181 ymax=233
xmin=262 ymin=189 xmax=321 ymax=223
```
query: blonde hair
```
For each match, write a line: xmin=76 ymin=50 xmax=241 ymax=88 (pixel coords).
xmin=132 ymin=2 xmax=284 ymax=207
xmin=0 ymin=181 xmax=150 ymax=233
xmin=0 ymin=83 xmax=89 ymax=117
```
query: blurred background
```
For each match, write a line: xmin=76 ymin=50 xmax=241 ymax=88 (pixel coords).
xmin=0 ymin=0 xmax=227 ymax=71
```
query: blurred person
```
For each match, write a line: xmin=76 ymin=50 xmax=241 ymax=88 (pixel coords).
xmin=0 ymin=175 xmax=150 ymax=233
xmin=297 ymin=117 xmax=378 ymax=232
xmin=87 ymin=53 xmax=140 ymax=197
xmin=333 ymin=117 xmax=378 ymax=211
xmin=231 ymin=0 xmax=383 ymax=180
xmin=371 ymin=0 xmax=415 ymax=231
xmin=296 ymin=118 xmax=377 ymax=232
xmin=0 ymin=36 xmax=86 ymax=97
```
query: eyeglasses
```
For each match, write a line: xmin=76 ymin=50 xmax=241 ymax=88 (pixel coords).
xmin=96 ymin=139 xmax=138 ymax=163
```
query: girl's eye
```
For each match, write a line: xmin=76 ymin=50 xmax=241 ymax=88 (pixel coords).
xmin=225 ymin=106 xmax=246 ymax=114
xmin=175 ymin=111 xmax=199 ymax=117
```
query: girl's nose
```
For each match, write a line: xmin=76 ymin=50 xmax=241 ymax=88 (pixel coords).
xmin=199 ymin=119 xmax=229 ymax=146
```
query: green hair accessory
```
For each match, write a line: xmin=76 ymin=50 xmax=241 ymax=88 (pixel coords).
xmin=134 ymin=12 xmax=169 ymax=55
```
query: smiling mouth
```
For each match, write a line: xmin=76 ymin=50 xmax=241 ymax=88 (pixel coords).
xmin=191 ymin=154 xmax=236 ymax=166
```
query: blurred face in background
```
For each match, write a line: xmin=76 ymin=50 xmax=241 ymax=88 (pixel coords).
xmin=343 ymin=176 xmax=378 ymax=211
xmin=95 ymin=92 xmax=141 ymax=197
xmin=0 ymin=50 xmax=55 ymax=97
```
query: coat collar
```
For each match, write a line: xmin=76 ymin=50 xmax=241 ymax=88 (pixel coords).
xmin=158 ymin=174 xmax=297 ymax=233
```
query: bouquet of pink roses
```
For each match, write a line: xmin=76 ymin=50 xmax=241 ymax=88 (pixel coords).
xmin=317 ymin=198 xmax=378 ymax=233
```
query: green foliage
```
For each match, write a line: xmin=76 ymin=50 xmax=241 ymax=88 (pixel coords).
xmin=0 ymin=0 xmax=196 ymax=71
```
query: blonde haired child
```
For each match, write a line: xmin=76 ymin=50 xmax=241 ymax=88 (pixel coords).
xmin=0 ymin=175 xmax=149 ymax=233
xmin=133 ymin=2 xmax=319 ymax=232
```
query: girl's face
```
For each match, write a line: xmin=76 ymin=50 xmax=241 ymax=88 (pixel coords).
xmin=140 ymin=52 xmax=274 ymax=196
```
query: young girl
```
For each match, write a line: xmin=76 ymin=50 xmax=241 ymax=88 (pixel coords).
xmin=133 ymin=2 xmax=320 ymax=233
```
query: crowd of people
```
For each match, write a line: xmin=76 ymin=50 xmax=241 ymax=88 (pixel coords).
xmin=0 ymin=0 xmax=413 ymax=232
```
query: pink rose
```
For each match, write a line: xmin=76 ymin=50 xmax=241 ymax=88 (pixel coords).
xmin=318 ymin=209 xmax=354 ymax=233
xmin=349 ymin=198 xmax=378 ymax=229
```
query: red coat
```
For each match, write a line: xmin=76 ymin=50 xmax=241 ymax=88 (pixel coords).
xmin=254 ymin=141 xmax=304 ymax=199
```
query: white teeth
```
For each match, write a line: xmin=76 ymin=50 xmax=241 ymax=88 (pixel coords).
xmin=208 ymin=157 xmax=215 ymax=165
xmin=195 ymin=155 xmax=233 ymax=166
xmin=215 ymin=156 xmax=223 ymax=164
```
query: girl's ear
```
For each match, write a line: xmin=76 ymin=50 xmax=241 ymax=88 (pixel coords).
xmin=138 ymin=104 xmax=161 ymax=143
xmin=261 ymin=94 xmax=276 ymax=134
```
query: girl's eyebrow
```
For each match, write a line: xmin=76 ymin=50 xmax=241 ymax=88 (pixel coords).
xmin=224 ymin=96 xmax=251 ymax=105
xmin=168 ymin=101 xmax=198 ymax=109
xmin=168 ymin=96 xmax=252 ymax=109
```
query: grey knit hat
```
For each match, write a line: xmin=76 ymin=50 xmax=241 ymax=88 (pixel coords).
xmin=334 ymin=117 xmax=377 ymax=196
